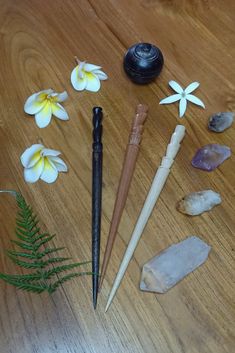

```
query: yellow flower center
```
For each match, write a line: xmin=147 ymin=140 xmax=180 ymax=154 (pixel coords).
xmin=46 ymin=95 xmax=57 ymax=103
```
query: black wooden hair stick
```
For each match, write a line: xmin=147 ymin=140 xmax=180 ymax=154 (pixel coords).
xmin=92 ymin=107 xmax=103 ymax=309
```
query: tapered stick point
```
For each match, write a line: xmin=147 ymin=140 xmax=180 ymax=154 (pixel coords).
xmin=105 ymin=300 xmax=111 ymax=312
xmin=98 ymin=278 xmax=103 ymax=292
xmin=93 ymin=296 xmax=97 ymax=309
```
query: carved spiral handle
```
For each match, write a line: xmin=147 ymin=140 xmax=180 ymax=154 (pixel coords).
xmin=93 ymin=107 xmax=103 ymax=151
xmin=129 ymin=104 xmax=148 ymax=145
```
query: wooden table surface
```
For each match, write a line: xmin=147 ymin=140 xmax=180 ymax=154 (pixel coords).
xmin=0 ymin=1 xmax=234 ymax=352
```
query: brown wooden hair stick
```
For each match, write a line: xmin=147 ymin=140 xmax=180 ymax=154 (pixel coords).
xmin=99 ymin=104 xmax=148 ymax=290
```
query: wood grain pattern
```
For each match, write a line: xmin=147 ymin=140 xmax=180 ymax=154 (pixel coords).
xmin=0 ymin=1 xmax=234 ymax=352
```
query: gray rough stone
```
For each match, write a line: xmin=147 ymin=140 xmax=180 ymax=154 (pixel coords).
xmin=140 ymin=236 xmax=211 ymax=293
xmin=208 ymin=112 xmax=234 ymax=132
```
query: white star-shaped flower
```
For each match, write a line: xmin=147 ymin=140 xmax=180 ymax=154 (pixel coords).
xmin=159 ymin=81 xmax=205 ymax=118
xmin=71 ymin=57 xmax=108 ymax=92
xmin=21 ymin=144 xmax=68 ymax=184
xmin=24 ymin=89 xmax=69 ymax=128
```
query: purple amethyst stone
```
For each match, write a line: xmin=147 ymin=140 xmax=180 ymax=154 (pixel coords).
xmin=191 ymin=144 xmax=231 ymax=171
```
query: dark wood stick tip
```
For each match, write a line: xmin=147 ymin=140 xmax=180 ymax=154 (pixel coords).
xmin=93 ymin=106 xmax=103 ymax=116
xmin=93 ymin=295 xmax=97 ymax=309
xmin=92 ymin=107 xmax=103 ymax=130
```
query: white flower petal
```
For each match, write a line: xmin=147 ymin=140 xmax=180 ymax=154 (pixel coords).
xmin=84 ymin=63 xmax=102 ymax=72
xmin=41 ymin=148 xmax=61 ymax=157
xmin=20 ymin=144 xmax=44 ymax=168
xmin=77 ymin=62 xmax=86 ymax=79
xmin=49 ymin=92 xmax=59 ymax=98
xmin=27 ymin=152 xmax=42 ymax=168
xmin=71 ymin=66 xmax=87 ymax=91
xmin=85 ymin=73 xmax=101 ymax=92
xmin=186 ymin=94 xmax=205 ymax=108
xmin=159 ymin=94 xmax=181 ymax=104
xmin=35 ymin=102 xmax=52 ymax=128
xmin=179 ymin=98 xmax=187 ymax=117
xmin=93 ymin=69 xmax=108 ymax=80
xmin=56 ymin=91 xmax=68 ymax=102
xmin=51 ymin=103 xmax=69 ymax=120
xmin=78 ymin=61 xmax=86 ymax=70
xmin=49 ymin=156 xmax=68 ymax=172
xmin=24 ymin=93 xmax=46 ymax=115
xmin=38 ymin=89 xmax=54 ymax=97
xmin=24 ymin=158 xmax=44 ymax=183
xmin=40 ymin=158 xmax=59 ymax=183
xmin=36 ymin=89 xmax=54 ymax=103
xmin=185 ymin=82 xmax=200 ymax=94
xmin=169 ymin=80 xmax=183 ymax=94
xmin=78 ymin=70 xmax=85 ymax=79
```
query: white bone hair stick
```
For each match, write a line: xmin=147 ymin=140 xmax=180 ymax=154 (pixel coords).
xmin=105 ymin=125 xmax=186 ymax=312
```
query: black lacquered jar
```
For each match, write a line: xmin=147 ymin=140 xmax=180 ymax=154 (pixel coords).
xmin=123 ymin=43 xmax=164 ymax=84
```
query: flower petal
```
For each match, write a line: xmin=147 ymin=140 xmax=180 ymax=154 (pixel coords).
xmin=49 ymin=156 xmax=68 ymax=172
xmin=85 ymin=73 xmax=101 ymax=92
xmin=77 ymin=62 xmax=86 ymax=78
xmin=159 ymin=94 xmax=181 ymax=104
xmin=20 ymin=144 xmax=44 ymax=168
xmin=185 ymin=82 xmax=200 ymax=94
xmin=27 ymin=151 xmax=43 ymax=168
xmin=35 ymin=102 xmax=52 ymax=128
xmin=93 ymin=69 xmax=108 ymax=80
xmin=169 ymin=81 xmax=183 ymax=94
xmin=24 ymin=158 xmax=44 ymax=183
xmin=71 ymin=66 xmax=87 ymax=91
xmin=56 ymin=91 xmax=68 ymax=102
xmin=51 ymin=103 xmax=69 ymax=120
xmin=179 ymin=98 xmax=187 ymax=118
xmin=84 ymin=63 xmax=102 ymax=72
xmin=41 ymin=148 xmax=61 ymax=157
xmin=38 ymin=89 xmax=54 ymax=96
xmin=36 ymin=89 xmax=54 ymax=103
xmin=24 ymin=93 xmax=46 ymax=115
xmin=40 ymin=158 xmax=58 ymax=183
xmin=186 ymin=94 xmax=205 ymax=108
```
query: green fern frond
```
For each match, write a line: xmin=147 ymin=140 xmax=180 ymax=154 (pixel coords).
xmin=11 ymin=239 xmax=34 ymax=251
xmin=7 ymin=250 xmax=38 ymax=260
xmin=16 ymin=226 xmax=41 ymax=239
xmin=15 ymin=231 xmax=33 ymax=243
xmin=7 ymin=255 xmax=45 ymax=269
xmin=31 ymin=232 xmax=49 ymax=242
xmin=37 ymin=247 xmax=65 ymax=258
xmin=48 ymin=271 xmax=93 ymax=294
xmin=1 ymin=277 xmax=48 ymax=293
xmin=0 ymin=272 xmax=42 ymax=282
xmin=34 ymin=234 xmax=56 ymax=251
xmin=44 ymin=261 xmax=92 ymax=279
xmin=0 ymin=191 xmax=91 ymax=294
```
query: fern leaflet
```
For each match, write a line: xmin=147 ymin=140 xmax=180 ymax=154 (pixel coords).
xmin=0 ymin=191 xmax=91 ymax=294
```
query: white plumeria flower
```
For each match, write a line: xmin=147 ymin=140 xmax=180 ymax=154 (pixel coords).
xmin=159 ymin=81 xmax=205 ymax=118
xmin=71 ymin=57 xmax=108 ymax=92
xmin=21 ymin=144 xmax=68 ymax=184
xmin=24 ymin=89 xmax=69 ymax=128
